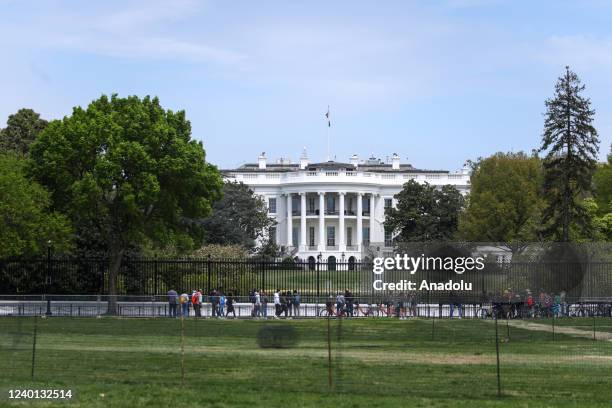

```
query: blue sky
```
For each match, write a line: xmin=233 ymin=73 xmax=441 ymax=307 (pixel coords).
xmin=1 ymin=0 xmax=611 ymax=170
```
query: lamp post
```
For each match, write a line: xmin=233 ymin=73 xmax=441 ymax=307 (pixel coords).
xmin=45 ymin=240 xmax=52 ymax=316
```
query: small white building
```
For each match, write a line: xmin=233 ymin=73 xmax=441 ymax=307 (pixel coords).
xmin=222 ymin=150 xmax=470 ymax=265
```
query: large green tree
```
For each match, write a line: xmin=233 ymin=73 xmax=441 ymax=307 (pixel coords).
xmin=0 ymin=154 xmax=72 ymax=258
xmin=593 ymin=151 xmax=612 ymax=215
xmin=385 ymin=180 xmax=464 ymax=242
xmin=458 ymin=152 xmax=543 ymax=245
xmin=200 ymin=182 xmax=275 ymax=249
xmin=539 ymin=67 xmax=600 ymax=241
xmin=29 ymin=94 xmax=223 ymax=312
xmin=0 ymin=108 xmax=48 ymax=155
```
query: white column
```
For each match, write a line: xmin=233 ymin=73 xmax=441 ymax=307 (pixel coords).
xmin=318 ymin=192 xmax=325 ymax=251
xmin=339 ymin=192 xmax=345 ymax=251
xmin=286 ymin=194 xmax=293 ymax=248
xmin=370 ymin=194 xmax=377 ymax=243
xmin=300 ymin=192 xmax=307 ymax=251
xmin=357 ymin=193 xmax=363 ymax=250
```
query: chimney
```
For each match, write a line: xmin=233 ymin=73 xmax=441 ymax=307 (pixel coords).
xmin=258 ymin=152 xmax=267 ymax=169
xmin=391 ymin=153 xmax=400 ymax=170
xmin=350 ymin=154 xmax=359 ymax=168
xmin=299 ymin=147 xmax=309 ymax=169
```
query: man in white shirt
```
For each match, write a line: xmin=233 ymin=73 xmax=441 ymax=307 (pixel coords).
xmin=273 ymin=289 xmax=281 ymax=318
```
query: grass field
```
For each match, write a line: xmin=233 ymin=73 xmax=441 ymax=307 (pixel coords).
xmin=1 ymin=317 xmax=611 ymax=407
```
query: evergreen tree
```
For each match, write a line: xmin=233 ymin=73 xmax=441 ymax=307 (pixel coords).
xmin=539 ymin=67 xmax=600 ymax=241
xmin=0 ymin=108 xmax=48 ymax=155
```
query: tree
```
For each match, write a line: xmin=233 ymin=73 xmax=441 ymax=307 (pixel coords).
xmin=384 ymin=180 xmax=464 ymax=242
xmin=29 ymin=94 xmax=223 ymax=312
xmin=200 ymin=182 xmax=275 ymax=249
xmin=539 ymin=67 xmax=600 ymax=241
xmin=0 ymin=154 xmax=72 ymax=258
xmin=0 ymin=109 xmax=48 ymax=155
xmin=458 ymin=152 xmax=543 ymax=245
xmin=593 ymin=151 xmax=612 ymax=215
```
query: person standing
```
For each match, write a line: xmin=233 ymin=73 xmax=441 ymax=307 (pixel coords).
xmin=345 ymin=289 xmax=354 ymax=317
xmin=274 ymin=289 xmax=281 ymax=318
xmin=260 ymin=290 xmax=269 ymax=319
xmin=254 ymin=290 xmax=261 ymax=318
xmin=219 ymin=291 xmax=226 ymax=317
xmin=192 ymin=289 xmax=202 ymax=317
xmin=286 ymin=290 xmax=293 ymax=317
xmin=180 ymin=292 xmax=190 ymax=317
xmin=292 ymin=290 xmax=301 ymax=317
xmin=167 ymin=288 xmax=178 ymax=318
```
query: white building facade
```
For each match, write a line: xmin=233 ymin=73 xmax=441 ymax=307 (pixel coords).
xmin=222 ymin=151 xmax=470 ymax=264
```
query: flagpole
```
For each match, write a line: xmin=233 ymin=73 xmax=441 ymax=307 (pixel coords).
xmin=327 ymin=123 xmax=330 ymax=161
xmin=326 ymin=105 xmax=331 ymax=161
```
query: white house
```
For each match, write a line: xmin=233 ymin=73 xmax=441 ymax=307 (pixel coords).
xmin=222 ymin=150 xmax=471 ymax=265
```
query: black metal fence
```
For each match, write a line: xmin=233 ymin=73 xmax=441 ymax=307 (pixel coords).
xmin=1 ymin=257 xmax=612 ymax=303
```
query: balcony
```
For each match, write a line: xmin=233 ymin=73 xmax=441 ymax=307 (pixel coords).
xmin=307 ymin=245 xmax=318 ymax=251
xmin=326 ymin=245 xmax=339 ymax=251
xmin=346 ymin=245 xmax=358 ymax=251
xmin=325 ymin=209 xmax=338 ymax=215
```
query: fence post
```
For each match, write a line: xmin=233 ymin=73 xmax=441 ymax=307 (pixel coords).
xmin=207 ymin=255 xmax=212 ymax=295
xmin=261 ymin=259 xmax=266 ymax=293
xmin=593 ymin=315 xmax=596 ymax=341
xmin=316 ymin=261 xmax=321 ymax=301
xmin=154 ymin=255 xmax=159 ymax=295
xmin=327 ymin=314 xmax=333 ymax=389
xmin=45 ymin=245 xmax=52 ymax=316
xmin=494 ymin=317 xmax=502 ymax=398
xmin=180 ymin=314 xmax=185 ymax=386
xmin=31 ymin=315 xmax=38 ymax=380
xmin=431 ymin=318 xmax=435 ymax=341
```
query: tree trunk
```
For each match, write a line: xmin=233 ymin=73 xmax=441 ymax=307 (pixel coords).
xmin=107 ymin=246 xmax=124 ymax=315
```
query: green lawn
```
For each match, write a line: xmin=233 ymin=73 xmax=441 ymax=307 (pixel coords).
xmin=1 ymin=317 xmax=611 ymax=407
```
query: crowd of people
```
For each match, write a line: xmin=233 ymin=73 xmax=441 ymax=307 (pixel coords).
xmin=486 ymin=289 xmax=569 ymax=319
xmin=165 ymin=287 xmax=609 ymax=319
xmin=166 ymin=288 xmax=238 ymax=318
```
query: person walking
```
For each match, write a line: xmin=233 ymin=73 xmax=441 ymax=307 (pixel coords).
xmin=226 ymin=293 xmax=236 ymax=319
xmin=292 ymin=290 xmax=301 ymax=317
xmin=167 ymin=288 xmax=178 ymax=318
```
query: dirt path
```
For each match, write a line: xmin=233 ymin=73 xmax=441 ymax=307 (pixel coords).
xmin=497 ymin=320 xmax=612 ymax=342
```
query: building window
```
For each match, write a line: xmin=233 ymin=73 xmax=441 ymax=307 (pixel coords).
xmin=384 ymin=227 xmax=393 ymax=247
xmin=363 ymin=227 xmax=370 ymax=245
xmin=308 ymin=197 xmax=315 ymax=213
xmin=347 ymin=197 xmax=354 ymax=215
xmin=363 ymin=199 xmax=370 ymax=215
xmin=347 ymin=227 xmax=352 ymax=246
xmin=292 ymin=227 xmax=299 ymax=247
xmin=384 ymin=198 xmax=392 ymax=209
xmin=327 ymin=226 xmax=335 ymax=246
xmin=327 ymin=195 xmax=336 ymax=214
xmin=309 ymin=227 xmax=315 ymax=246
xmin=268 ymin=197 xmax=276 ymax=214
xmin=269 ymin=226 xmax=276 ymax=244
xmin=292 ymin=196 xmax=300 ymax=215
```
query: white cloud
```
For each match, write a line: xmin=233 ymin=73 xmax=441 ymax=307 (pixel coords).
xmin=0 ymin=0 xmax=245 ymax=64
